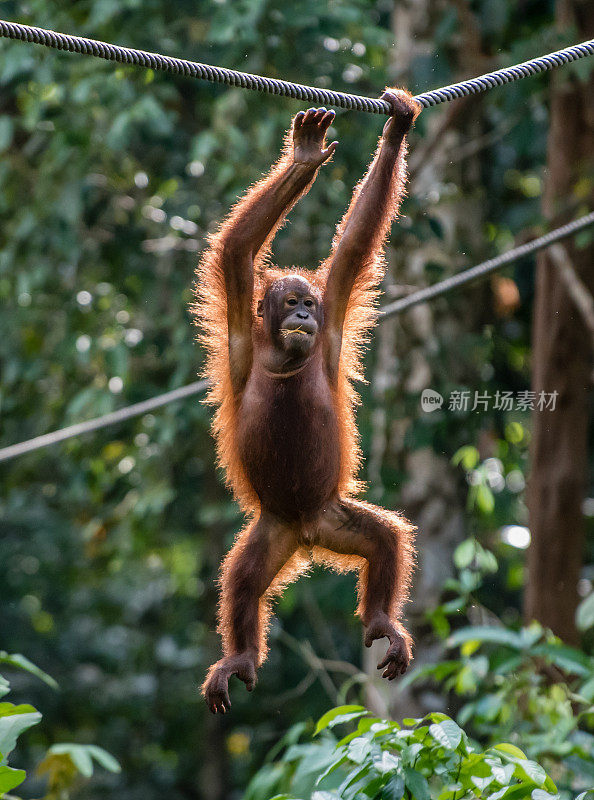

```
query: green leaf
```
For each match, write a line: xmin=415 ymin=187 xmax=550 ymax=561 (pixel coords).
xmin=454 ymin=538 xmax=476 ymax=569
xmin=82 ymin=744 xmax=121 ymax=773
xmin=488 ymin=759 xmax=515 ymax=785
xmin=513 ymin=759 xmax=546 ymax=786
xmin=314 ymin=706 xmax=366 ymax=735
xmin=381 ymin=772 xmax=405 ymax=799
xmin=428 ymin=719 xmax=463 ymax=750
xmin=315 ymin=755 xmax=347 ymax=784
xmin=531 ymin=790 xmax=560 ymax=800
xmin=578 ymin=677 xmax=594 ymax=701
xmin=452 ymin=446 xmax=479 ymax=470
xmin=471 ymin=774 xmax=494 ymax=792
xmin=0 ymin=765 xmax=26 ymax=793
xmin=531 ymin=643 xmax=593 ymax=677
xmin=492 ymin=743 xmax=527 ymax=760
xmin=476 ymin=484 xmax=495 ymax=514
xmin=49 ymin=744 xmax=93 ymax=777
xmin=490 ymin=786 xmax=534 ymax=799
xmin=0 ymin=652 xmax=58 ymax=689
xmin=0 ymin=708 xmax=42 ymax=762
xmin=373 ymin=751 xmax=400 ymax=775
xmin=491 ymin=747 xmax=547 ymax=788
xmin=448 ymin=626 xmax=524 ymax=650
xmin=346 ymin=737 xmax=371 ymax=764
xmin=403 ymin=767 xmax=430 ymax=800
xmin=0 ymin=703 xmax=38 ymax=717
xmin=47 ymin=743 xmax=119 ymax=778
xmin=575 ymin=591 xmax=594 ymax=632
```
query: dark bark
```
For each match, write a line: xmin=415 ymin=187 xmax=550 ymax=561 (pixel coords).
xmin=525 ymin=0 xmax=594 ymax=643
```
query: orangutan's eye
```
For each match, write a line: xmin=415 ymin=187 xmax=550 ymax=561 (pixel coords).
xmin=286 ymin=297 xmax=298 ymax=306
xmin=304 ymin=299 xmax=314 ymax=308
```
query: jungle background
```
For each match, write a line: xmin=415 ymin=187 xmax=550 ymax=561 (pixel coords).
xmin=0 ymin=0 xmax=593 ymax=798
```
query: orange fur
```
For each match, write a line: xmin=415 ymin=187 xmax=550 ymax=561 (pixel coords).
xmin=195 ymin=92 xmax=421 ymax=711
xmin=191 ymin=134 xmax=409 ymax=512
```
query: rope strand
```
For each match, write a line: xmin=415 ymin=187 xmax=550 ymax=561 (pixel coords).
xmin=0 ymin=19 xmax=593 ymax=111
xmin=1 ymin=212 xmax=592 ymax=463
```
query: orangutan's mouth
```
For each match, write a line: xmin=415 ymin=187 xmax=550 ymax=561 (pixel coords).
xmin=280 ymin=327 xmax=312 ymax=338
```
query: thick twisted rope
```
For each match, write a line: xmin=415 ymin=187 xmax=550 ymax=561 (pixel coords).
xmin=0 ymin=20 xmax=593 ymax=112
xmin=1 ymin=212 xmax=592 ymax=463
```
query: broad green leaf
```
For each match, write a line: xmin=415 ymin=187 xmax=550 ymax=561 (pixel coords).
xmin=311 ymin=792 xmax=338 ymax=800
xmin=493 ymin=749 xmax=547 ymax=788
xmin=0 ymin=703 xmax=38 ymax=717
xmin=382 ymin=772 xmax=405 ymax=799
xmin=403 ymin=767 xmax=430 ymax=800
xmin=346 ymin=737 xmax=371 ymax=764
xmin=0 ymin=765 xmax=26 ymax=793
xmin=314 ymin=706 xmax=366 ymax=735
xmin=428 ymin=720 xmax=463 ymax=750
xmin=515 ymin=760 xmax=546 ymax=787
xmin=488 ymin=760 xmax=515 ymax=785
xmin=471 ymin=774 xmax=494 ymax=792
xmin=531 ymin=790 xmax=560 ymax=800
xmin=492 ymin=743 xmax=527 ymax=760
xmin=373 ymin=750 xmax=400 ymax=774
xmin=0 ymin=709 xmax=42 ymax=762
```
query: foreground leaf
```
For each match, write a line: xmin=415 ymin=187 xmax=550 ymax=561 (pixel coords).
xmin=0 ymin=765 xmax=26 ymax=793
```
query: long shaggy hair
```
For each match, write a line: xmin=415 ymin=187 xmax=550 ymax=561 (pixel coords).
xmin=191 ymin=131 xmax=409 ymax=514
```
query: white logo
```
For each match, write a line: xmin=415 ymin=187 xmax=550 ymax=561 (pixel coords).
xmin=421 ymin=389 xmax=444 ymax=412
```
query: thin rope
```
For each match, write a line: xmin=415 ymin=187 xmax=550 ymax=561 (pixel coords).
xmin=0 ymin=379 xmax=209 ymax=462
xmin=380 ymin=210 xmax=594 ymax=317
xmin=1 ymin=212 xmax=592 ymax=464
xmin=0 ymin=20 xmax=593 ymax=112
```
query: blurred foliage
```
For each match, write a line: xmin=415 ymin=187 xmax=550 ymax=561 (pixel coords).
xmin=0 ymin=653 xmax=119 ymax=798
xmin=244 ymin=704 xmax=565 ymax=800
xmin=0 ymin=0 xmax=592 ymax=798
xmin=402 ymin=541 xmax=594 ymax=796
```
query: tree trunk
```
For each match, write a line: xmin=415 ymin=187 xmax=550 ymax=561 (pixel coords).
xmin=525 ymin=0 xmax=594 ymax=644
